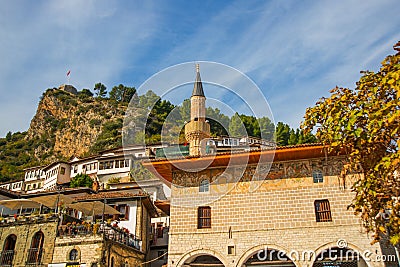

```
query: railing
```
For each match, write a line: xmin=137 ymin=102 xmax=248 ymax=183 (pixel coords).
xmin=26 ymin=248 xmax=43 ymax=266
xmin=58 ymin=224 xmax=93 ymax=236
xmin=57 ymin=224 xmax=142 ymax=251
xmin=0 ymin=214 xmax=58 ymax=226
xmin=0 ymin=250 xmax=15 ymax=267
xmin=102 ymin=225 xmax=142 ymax=251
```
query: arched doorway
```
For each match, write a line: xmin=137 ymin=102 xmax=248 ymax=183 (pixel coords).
xmin=312 ymin=247 xmax=367 ymax=267
xmin=27 ymin=231 xmax=44 ymax=265
xmin=1 ymin=234 xmax=16 ymax=266
xmin=243 ymin=248 xmax=296 ymax=267
xmin=183 ymin=255 xmax=225 ymax=267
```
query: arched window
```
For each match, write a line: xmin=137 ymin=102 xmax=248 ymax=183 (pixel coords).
xmin=69 ymin=249 xmax=79 ymax=261
xmin=1 ymin=234 xmax=17 ymax=265
xmin=313 ymin=169 xmax=324 ymax=183
xmin=199 ymin=180 xmax=210 ymax=192
xmin=110 ymin=256 xmax=115 ymax=267
xmin=27 ymin=231 xmax=44 ymax=265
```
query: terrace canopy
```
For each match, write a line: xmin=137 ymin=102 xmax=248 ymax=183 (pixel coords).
xmin=0 ymin=199 xmax=41 ymax=210
xmin=69 ymin=201 xmax=121 ymax=216
xmin=31 ymin=194 xmax=75 ymax=209
xmin=0 ymin=199 xmax=42 ymax=215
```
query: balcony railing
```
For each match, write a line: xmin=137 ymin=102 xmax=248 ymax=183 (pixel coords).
xmin=102 ymin=225 xmax=142 ymax=251
xmin=57 ymin=224 xmax=142 ymax=251
xmin=26 ymin=248 xmax=43 ymax=266
xmin=0 ymin=250 xmax=15 ymax=267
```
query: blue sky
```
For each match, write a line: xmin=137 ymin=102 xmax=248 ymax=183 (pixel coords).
xmin=0 ymin=0 xmax=399 ymax=137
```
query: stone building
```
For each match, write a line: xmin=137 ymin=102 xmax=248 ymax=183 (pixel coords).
xmin=142 ymin=65 xmax=399 ymax=267
xmin=0 ymin=188 xmax=158 ymax=267
xmin=0 ymin=217 xmax=58 ymax=266
xmin=58 ymin=85 xmax=78 ymax=95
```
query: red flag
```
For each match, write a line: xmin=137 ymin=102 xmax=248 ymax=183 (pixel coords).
xmin=66 ymin=70 xmax=71 ymax=76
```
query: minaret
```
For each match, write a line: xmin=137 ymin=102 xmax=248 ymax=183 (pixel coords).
xmin=185 ymin=64 xmax=210 ymax=156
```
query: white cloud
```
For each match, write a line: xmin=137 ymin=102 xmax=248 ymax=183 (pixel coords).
xmin=155 ymin=0 xmax=400 ymax=128
xmin=0 ymin=1 xmax=160 ymax=136
xmin=0 ymin=0 xmax=399 ymax=136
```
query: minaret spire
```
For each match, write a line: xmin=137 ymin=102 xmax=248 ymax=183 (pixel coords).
xmin=192 ymin=63 xmax=205 ymax=97
xmin=185 ymin=64 xmax=210 ymax=156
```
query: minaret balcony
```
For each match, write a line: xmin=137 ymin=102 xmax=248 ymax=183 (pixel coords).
xmin=184 ymin=121 xmax=210 ymax=138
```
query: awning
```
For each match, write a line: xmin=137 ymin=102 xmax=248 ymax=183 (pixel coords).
xmin=0 ymin=199 xmax=41 ymax=210
xmin=31 ymin=194 xmax=75 ymax=209
xmin=69 ymin=201 xmax=121 ymax=216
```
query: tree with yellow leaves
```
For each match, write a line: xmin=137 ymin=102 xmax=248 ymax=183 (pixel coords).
xmin=302 ymin=41 xmax=400 ymax=244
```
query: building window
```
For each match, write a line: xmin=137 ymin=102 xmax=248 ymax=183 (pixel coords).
xmin=27 ymin=231 xmax=44 ymax=265
xmin=198 ymin=206 xmax=211 ymax=229
xmin=1 ymin=234 xmax=17 ymax=266
xmin=314 ymin=199 xmax=332 ymax=222
xmin=69 ymin=249 xmax=79 ymax=261
xmin=60 ymin=167 xmax=66 ymax=175
xmin=157 ymin=223 xmax=163 ymax=238
xmin=105 ymin=161 xmax=114 ymax=169
xmin=199 ymin=180 xmax=210 ymax=193
xmin=116 ymin=205 xmax=130 ymax=220
xmin=313 ymin=170 xmax=324 ymax=183
xmin=110 ymin=257 xmax=115 ymax=267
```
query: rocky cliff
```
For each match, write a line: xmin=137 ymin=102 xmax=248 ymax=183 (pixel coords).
xmin=26 ymin=88 xmax=128 ymax=161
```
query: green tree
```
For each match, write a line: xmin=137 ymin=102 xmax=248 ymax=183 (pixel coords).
xmin=70 ymin=173 xmax=93 ymax=188
xmin=179 ymin=99 xmax=191 ymax=123
xmin=138 ymin=90 xmax=160 ymax=110
xmin=79 ymin=89 xmax=93 ymax=97
xmin=206 ymin=107 xmax=230 ymax=137
xmin=5 ymin=132 xmax=11 ymax=142
xmin=258 ymin=117 xmax=275 ymax=141
xmin=145 ymin=99 xmax=176 ymax=140
xmin=288 ymin=129 xmax=298 ymax=145
xmin=239 ymin=114 xmax=259 ymax=137
xmin=94 ymin=83 xmax=107 ymax=98
xmin=275 ymin=122 xmax=290 ymax=146
xmin=298 ymin=129 xmax=317 ymax=144
xmin=302 ymin=41 xmax=400 ymax=244
xmin=229 ymin=113 xmax=247 ymax=137
xmin=109 ymin=84 xmax=136 ymax=103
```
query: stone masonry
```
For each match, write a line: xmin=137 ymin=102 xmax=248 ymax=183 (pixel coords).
xmin=166 ymin=156 xmax=394 ymax=267
xmin=0 ymin=220 xmax=58 ymax=266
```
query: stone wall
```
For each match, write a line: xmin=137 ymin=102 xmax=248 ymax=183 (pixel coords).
xmin=107 ymin=240 xmax=145 ymax=267
xmin=53 ymin=235 xmax=104 ymax=266
xmin=0 ymin=220 xmax=58 ymax=267
xmin=167 ymin=156 xmax=394 ymax=267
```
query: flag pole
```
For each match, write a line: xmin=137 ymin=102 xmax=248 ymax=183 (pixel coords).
xmin=66 ymin=70 xmax=71 ymax=85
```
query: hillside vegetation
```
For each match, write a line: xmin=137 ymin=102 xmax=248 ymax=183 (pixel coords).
xmin=0 ymin=84 xmax=316 ymax=182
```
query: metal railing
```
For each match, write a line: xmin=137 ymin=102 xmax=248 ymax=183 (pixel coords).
xmin=57 ymin=224 xmax=142 ymax=251
xmin=102 ymin=226 xmax=142 ymax=251
xmin=0 ymin=250 xmax=15 ymax=267
xmin=26 ymin=248 xmax=43 ymax=266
